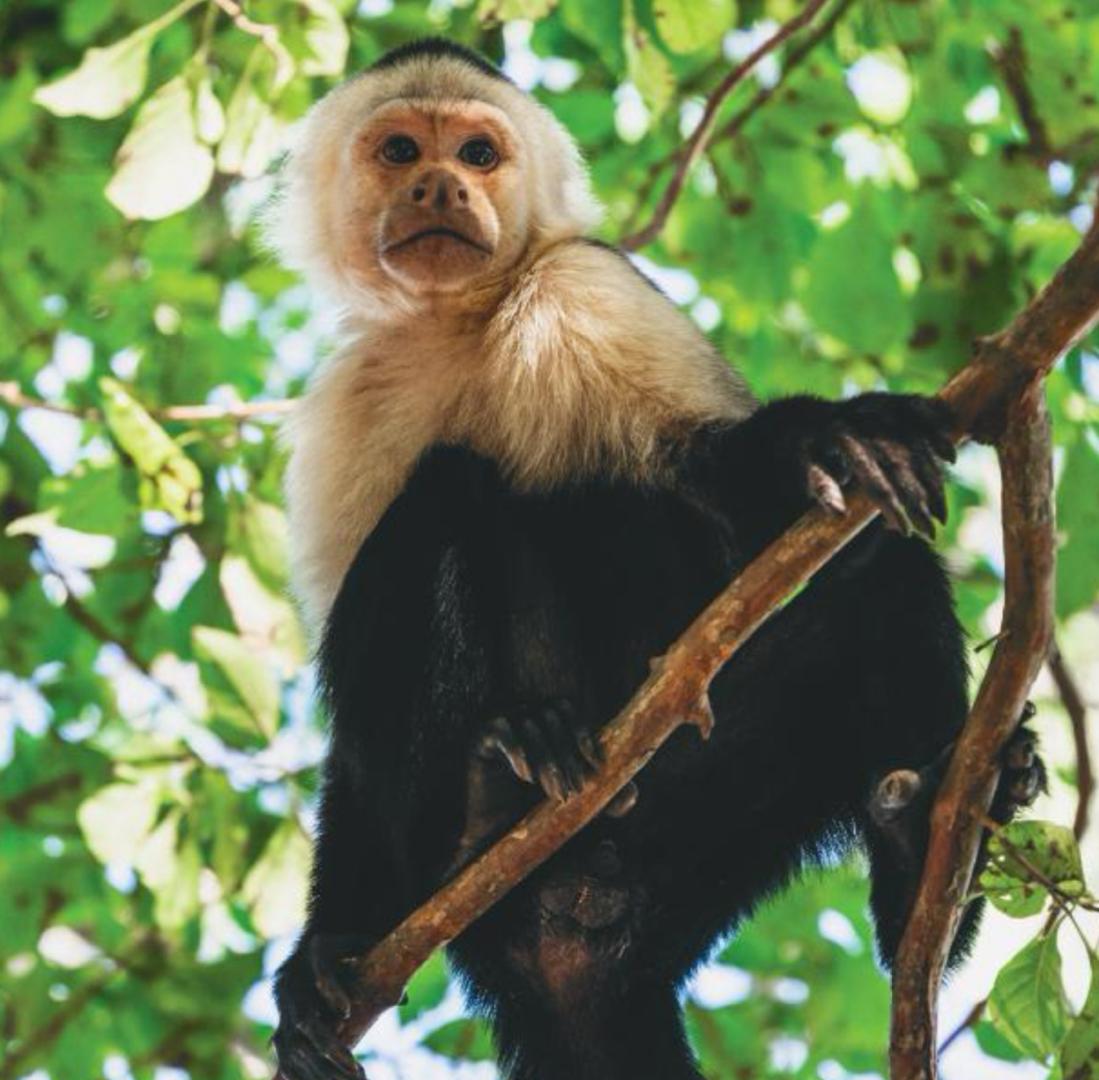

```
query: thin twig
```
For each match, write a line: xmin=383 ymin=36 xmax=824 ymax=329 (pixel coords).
xmin=994 ymin=27 xmax=1053 ymax=163
xmin=1048 ymin=640 xmax=1094 ymax=841
xmin=0 ymin=381 xmax=296 ymax=423
xmin=620 ymin=0 xmax=833 ymax=251
xmin=937 ymin=998 xmax=985 ymax=1056
xmin=620 ymin=0 xmax=853 ymax=239
xmin=211 ymin=0 xmax=294 ymax=89
xmin=712 ymin=0 xmax=857 ymax=146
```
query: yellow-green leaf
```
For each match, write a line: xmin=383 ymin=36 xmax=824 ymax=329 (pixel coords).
xmin=653 ymin=0 xmax=735 ymax=54
xmin=241 ymin=822 xmax=311 ymax=937
xmin=477 ymin=0 xmax=557 ymax=20
xmin=988 ymin=933 xmax=1070 ymax=1059
xmin=193 ymin=625 xmax=280 ymax=742
xmin=217 ymin=53 xmax=287 ymax=178
xmin=99 ymin=377 xmax=203 ymax=523
xmin=296 ymin=0 xmax=350 ymax=77
xmin=105 ymin=76 xmax=215 ymax=220
xmin=624 ymin=3 xmax=674 ymax=116
xmin=33 ymin=28 xmax=153 ymax=119
xmin=1061 ymin=954 xmax=1099 ymax=1080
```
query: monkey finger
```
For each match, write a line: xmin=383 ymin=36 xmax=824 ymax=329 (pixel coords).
xmin=871 ymin=441 xmax=936 ymax=538
xmin=838 ymin=435 xmax=910 ymax=534
xmin=519 ymin=715 xmax=569 ymax=800
xmin=554 ymin=697 xmax=604 ymax=769
xmin=576 ymin=727 xmax=604 ymax=770
xmin=539 ymin=705 xmax=588 ymax=792
xmin=478 ymin=717 xmax=534 ymax=783
xmin=908 ymin=441 xmax=948 ymax=524
xmin=806 ymin=462 xmax=846 ymax=515
xmin=913 ymin=407 xmax=958 ymax=463
xmin=300 ymin=1020 xmax=365 ymax=1080
xmin=275 ymin=1022 xmax=363 ymax=1080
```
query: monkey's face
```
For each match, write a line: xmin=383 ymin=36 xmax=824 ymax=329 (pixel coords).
xmin=345 ymin=99 xmax=530 ymax=296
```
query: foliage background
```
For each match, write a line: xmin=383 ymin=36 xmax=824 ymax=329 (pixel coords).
xmin=1 ymin=0 xmax=1098 ymax=1078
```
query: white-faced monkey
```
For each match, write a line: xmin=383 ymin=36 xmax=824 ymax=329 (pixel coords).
xmin=269 ymin=39 xmax=1045 ymax=1080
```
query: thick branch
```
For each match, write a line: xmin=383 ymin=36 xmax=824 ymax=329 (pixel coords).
xmin=620 ymin=0 xmax=833 ymax=252
xmin=298 ymin=208 xmax=1099 ymax=1068
xmin=889 ymin=385 xmax=1055 ymax=1080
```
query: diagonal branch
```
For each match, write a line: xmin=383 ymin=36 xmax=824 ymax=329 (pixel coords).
xmin=294 ymin=206 xmax=1099 ymax=1072
xmin=620 ymin=0 xmax=834 ymax=252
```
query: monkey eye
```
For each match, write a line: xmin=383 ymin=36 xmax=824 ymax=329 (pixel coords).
xmin=380 ymin=135 xmax=420 ymax=165
xmin=457 ymin=138 xmax=499 ymax=169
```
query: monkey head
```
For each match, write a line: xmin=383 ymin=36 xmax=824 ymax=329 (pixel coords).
xmin=268 ymin=40 xmax=602 ymax=314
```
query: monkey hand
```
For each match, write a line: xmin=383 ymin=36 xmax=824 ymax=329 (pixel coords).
xmin=475 ymin=698 xmax=604 ymax=803
xmin=272 ymin=934 xmax=371 ymax=1080
xmin=805 ymin=393 xmax=957 ymax=538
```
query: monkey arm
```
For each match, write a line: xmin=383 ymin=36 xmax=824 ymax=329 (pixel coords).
xmin=680 ymin=392 xmax=956 ymax=559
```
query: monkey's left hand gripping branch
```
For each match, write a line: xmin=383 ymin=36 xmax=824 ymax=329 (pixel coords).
xmin=271 ymin=205 xmax=1099 ymax=1079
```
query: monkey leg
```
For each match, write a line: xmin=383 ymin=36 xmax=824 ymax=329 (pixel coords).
xmin=865 ymin=704 xmax=1047 ymax=967
xmin=577 ymin=527 xmax=985 ymax=981
xmin=450 ymin=837 xmax=703 ymax=1080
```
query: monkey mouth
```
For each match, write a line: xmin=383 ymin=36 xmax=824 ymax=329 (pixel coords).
xmin=386 ymin=227 xmax=493 ymax=256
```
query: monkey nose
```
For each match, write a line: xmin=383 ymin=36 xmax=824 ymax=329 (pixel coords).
xmin=410 ymin=170 xmax=468 ymax=211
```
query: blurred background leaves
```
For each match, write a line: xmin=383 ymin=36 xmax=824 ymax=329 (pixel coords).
xmin=1 ymin=0 xmax=1098 ymax=1078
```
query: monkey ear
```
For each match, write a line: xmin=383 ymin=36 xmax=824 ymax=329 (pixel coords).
xmin=525 ymin=105 xmax=603 ymax=241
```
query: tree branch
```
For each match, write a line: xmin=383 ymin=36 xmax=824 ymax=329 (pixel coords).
xmin=289 ymin=207 xmax=1099 ymax=1073
xmin=620 ymin=0 xmax=834 ymax=252
xmin=1048 ymin=640 xmax=1095 ymax=842
xmin=0 ymin=381 xmax=296 ymax=423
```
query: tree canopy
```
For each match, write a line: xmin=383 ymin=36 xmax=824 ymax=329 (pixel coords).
xmin=0 ymin=1 xmax=1097 ymax=1078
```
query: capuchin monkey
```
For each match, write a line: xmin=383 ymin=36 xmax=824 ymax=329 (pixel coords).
xmin=268 ymin=38 xmax=1045 ymax=1080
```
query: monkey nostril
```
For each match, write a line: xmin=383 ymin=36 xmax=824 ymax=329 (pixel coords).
xmin=411 ymin=184 xmax=427 ymax=203
xmin=457 ymin=187 xmax=469 ymax=205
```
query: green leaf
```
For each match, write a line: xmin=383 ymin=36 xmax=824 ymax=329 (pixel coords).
xmin=624 ymin=2 xmax=674 ymax=116
xmin=192 ymin=625 xmax=280 ymax=744
xmin=33 ymin=26 xmax=153 ymax=119
xmin=477 ymin=0 xmax=558 ymax=21
xmin=1056 ymin=436 xmax=1099 ymax=618
xmin=974 ymin=1019 xmax=1027 ymax=1063
xmin=241 ymin=821 xmax=311 ymax=936
xmin=801 ymin=196 xmax=909 ymax=356
xmin=1061 ymin=954 xmax=1099 ymax=1080
xmin=988 ymin=933 xmax=1070 ymax=1060
xmin=424 ymin=1017 xmax=496 ymax=1062
xmin=77 ymin=780 xmax=161 ymax=865
xmin=105 ymin=76 xmax=215 ymax=220
xmin=980 ymin=821 xmax=1085 ymax=918
xmin=229 ymin=495 xmax=290 ymax=590
xmin=399 ymin=951 xmax=450 ymax=1024
xmin=99 ymin=378 xmax=203 ymax=523
xmin=294 ymin=0 xmax=350 ymax=77
xmin=559 ymin=0 xmax=625 ymax=73
xmin=40 ymin=464 xmax=135 ymax=535
xmin=134 ymin=809 xmax=202 ymax=929
xmin=194 ymin=74 xmax=225 ymax=145
xmin=653 ymin=0 xmax=734 ymax=54
xmin=217 ymin=52 xmax=287 ymax=178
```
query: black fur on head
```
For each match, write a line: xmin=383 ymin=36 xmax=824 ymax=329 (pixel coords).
xmin=368 ymin=37 xmax=511 ymax=84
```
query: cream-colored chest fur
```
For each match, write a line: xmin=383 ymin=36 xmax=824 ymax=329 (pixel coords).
xmin=285 ymin=241 xmax=755 ymax=632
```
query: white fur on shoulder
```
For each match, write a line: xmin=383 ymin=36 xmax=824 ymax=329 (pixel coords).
xmin=285 ymin=243 xmax=753 ymax=632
